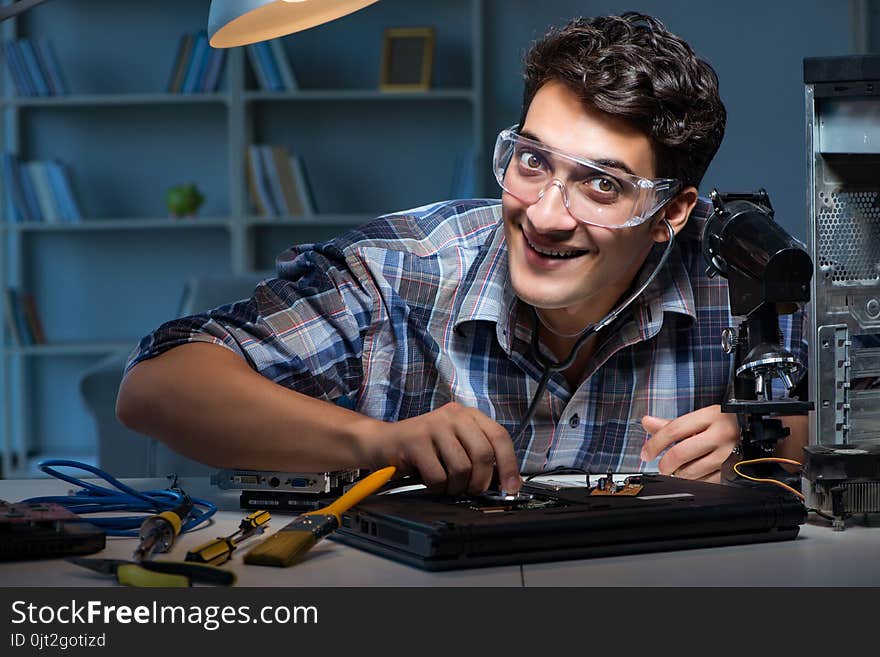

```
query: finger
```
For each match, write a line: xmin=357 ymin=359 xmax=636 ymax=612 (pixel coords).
xmin=405 ymin=446 xmax=449 ymax=493
xmin=470 ymin=411 xmax=522 ymax=494
xmin=666 ymin=447 xmax=729 ymax=481
xmin=699 ymin=470 xmax=722 ymax=484
xmin=641 ymin=415 xmax=671 ymax=433
xmin=657 ymin=430 xmax=718 ymax=474
xmin=642 ymin=406 xmax=719 ymax=461
xmin=454 ymin=417 xmax=497 ymax=494
xmin=432 ymin=430 xmax=474 ymax=496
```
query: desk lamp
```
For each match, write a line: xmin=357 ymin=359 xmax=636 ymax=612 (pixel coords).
xmin=0 ymin=0 xmax=53 ymax=22
xmin=0 ymin=1 xmax=379 ymax=46
xmin=207 ymin=0 xmax=379 ymax=47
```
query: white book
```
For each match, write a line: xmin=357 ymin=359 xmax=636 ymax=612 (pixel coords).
xmin=24 ymin=161 xmax=60 ymax=223
xmin=268 ymin=39 xmax=298 ymax=91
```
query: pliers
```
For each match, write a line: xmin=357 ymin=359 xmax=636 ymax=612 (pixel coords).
xmin=67 ymin=557 xmax=236 ymax=587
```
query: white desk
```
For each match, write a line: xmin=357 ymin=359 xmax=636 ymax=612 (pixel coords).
xmin=3 ymin=475 xmax=878 ymax=587
xmin=0 ymin=476 xmax=521 ymax=587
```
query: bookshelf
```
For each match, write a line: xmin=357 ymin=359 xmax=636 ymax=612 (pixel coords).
xmin=0 ymin=0 xmax=485 ymax=477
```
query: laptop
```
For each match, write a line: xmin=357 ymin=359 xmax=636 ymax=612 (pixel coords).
xmin=331 ymin=473 xmax=806 ymax=571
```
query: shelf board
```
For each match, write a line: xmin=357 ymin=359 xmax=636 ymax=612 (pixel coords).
xmin=247 ymin=214 xmax=372 ymax=227
xmin=3 ymin=93 xmax=230 ymax=108
xmin=4 ymin=342 xmax=135 ymax=357
xmin=9 ymin=218 xmax=232 ymax=232
xmin=244 ymin=89 xmax=476 ymax=103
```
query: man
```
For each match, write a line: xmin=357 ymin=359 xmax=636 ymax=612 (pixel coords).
xmin=117 ymin=13 xmax=806 ymax=496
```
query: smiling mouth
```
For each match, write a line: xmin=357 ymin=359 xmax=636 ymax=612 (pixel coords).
xmin=523 ymin=231 xmax=589 ymax=260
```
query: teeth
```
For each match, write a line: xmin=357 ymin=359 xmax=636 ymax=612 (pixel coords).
xmin=526 ymin=237 xmax=586 ymax=259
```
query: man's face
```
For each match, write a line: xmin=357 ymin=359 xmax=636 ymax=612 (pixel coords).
xmin=502 ymin=81 xmax=662 ymax=330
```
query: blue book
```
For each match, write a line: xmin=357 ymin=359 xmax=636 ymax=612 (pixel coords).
xmin=255 ymin=41 xmax=284 ymax=92
xmin=245 ymin=45 xmax=270 ymax=91
xmin=1 ymin=152 xmax=25 ymax=222
xmin=4 ymin=40 xmax=34 ymax=96
xmin=17 ymin=159 xmax=43 ymax=222
xmin=181 ymin=31 xmax=208 ymax=94
xmin=200 ymin=48 xmax=225 ymax=92
xmin=50 ymin=160 xmax=82 ymax=222
xmin=18 ymin=39 xmax=50 ymax=96
xmin=193 ymin=38 xmax=214 ymax=93
xmin=7 ymin=288 xmax=34 ymax=346
xmin=44 ymin=161 xmax=71 ymax=222
xmin=35 ymin=39 xmax=69 ymax=95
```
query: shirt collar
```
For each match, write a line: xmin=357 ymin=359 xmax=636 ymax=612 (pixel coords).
xmin=452 ymin=209 xmax=522 ymax=353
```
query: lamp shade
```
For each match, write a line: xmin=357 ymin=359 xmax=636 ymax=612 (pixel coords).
xmin=208 ymin=0 xmax=379 ymax=48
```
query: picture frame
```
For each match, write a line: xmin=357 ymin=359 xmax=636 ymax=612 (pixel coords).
xmin=380 ymin=27 xmax=435 ymax=92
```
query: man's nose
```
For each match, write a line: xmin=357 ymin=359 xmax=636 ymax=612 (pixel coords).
xmin=526 ymin=179 xmax=579 ymax=231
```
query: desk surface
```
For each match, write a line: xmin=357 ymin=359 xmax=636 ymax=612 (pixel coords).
xmin=2 ymin=476 xmax=878 ymax=587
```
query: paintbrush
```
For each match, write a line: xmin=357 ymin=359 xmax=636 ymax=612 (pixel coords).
xmin=242 ymin=466 xmax=396 ymax=567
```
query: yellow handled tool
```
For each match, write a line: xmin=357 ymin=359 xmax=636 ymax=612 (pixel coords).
xmin=133 ymin=496 xmax=194 ymax=562
xmin=186 ymin=509 xmax=271 ymax=566
xmin=243 ymin=466 xmax=396 ymax=568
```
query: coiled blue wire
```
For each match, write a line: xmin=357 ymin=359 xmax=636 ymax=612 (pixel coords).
xmin=20 ymin=459 xmax=217 ymax=537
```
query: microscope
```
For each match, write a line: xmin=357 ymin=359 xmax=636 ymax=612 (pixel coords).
xmin=701 ymin=189 xmax=814 ymax=485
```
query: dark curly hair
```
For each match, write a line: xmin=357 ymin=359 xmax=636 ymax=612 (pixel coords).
xmin=520 ymin=12 xmax=726 ymax=188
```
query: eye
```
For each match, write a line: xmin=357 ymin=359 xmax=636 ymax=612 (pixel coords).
xmin=590 ymin=177 xmax=619 ymax=194
xmin=516 ymin=149 xmax=546 ymax=172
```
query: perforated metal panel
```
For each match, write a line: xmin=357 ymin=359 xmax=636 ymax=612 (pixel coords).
xmin=816 ymin=190 xmax=880 ymax=284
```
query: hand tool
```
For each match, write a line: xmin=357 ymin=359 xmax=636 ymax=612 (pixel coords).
xmin=243 ymin=466 xmax=396 ymax=567
xmin=133 ymin=495 xmax=194 ymax=561
xmin=68 ymin=557 xmax=236 ymax=587
xmin=185 ymin=509 xmax=271 ymax=566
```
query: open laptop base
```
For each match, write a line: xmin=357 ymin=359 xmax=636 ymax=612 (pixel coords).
xmin=331 ymin=474 xmax=805 ymax=571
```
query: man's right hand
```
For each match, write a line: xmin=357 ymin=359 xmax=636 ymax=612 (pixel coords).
xmin=360 ymin=402 xmax=522 ymax=497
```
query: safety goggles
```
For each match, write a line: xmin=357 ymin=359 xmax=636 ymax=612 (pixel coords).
xmin=492 ymin=126 xmax=681 ymax=229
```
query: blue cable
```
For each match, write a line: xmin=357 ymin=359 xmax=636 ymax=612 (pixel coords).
xmin=21 ymin=459 xmax=217 ymax=537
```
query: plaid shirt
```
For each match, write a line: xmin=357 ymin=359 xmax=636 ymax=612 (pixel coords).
xmin=128 ymin=198 xmax=806 ymax=474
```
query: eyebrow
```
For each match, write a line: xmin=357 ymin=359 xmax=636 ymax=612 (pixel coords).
xmin=519 ymin=129 xmax=638 ymax=177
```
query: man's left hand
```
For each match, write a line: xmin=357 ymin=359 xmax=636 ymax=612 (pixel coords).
xmin=640 ymin=405 xmax=740 ymax=483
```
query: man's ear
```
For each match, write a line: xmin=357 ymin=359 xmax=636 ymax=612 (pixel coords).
xmin=651 ymin=186 xmax=698 ymax=243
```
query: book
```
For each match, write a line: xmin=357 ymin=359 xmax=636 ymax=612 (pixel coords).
xmin=269 ymin=146 xmax=306 ymax=217
xmin=246 ymin=144 xmax=278 ymax=217
xmin=245 ymin=45 xmax=271 ymax=91
xmin=34 ymin=39 xmax=69 ymax=96
xmin=17 ymin=157 xmax=43 ymax=222
xmin=5 ymin=288 xmax=33 ymax=346
xmin=18 ymin=40 xmax=50 ymax=97
xmin=201 ymin=48 xmax=226 ymax=92
xmin=3 ymin=40 xmax=34 ymax=96
xmin=2 ymin=287 xmax=21 ymax=346
xmin=21 ymin=293 xmax=46 ymax=345
xmin=181 ymin=31 xmax=208 ymax=94
xmin=255 ymin=41 xmax=284 ymax=91
xmin=24 ymin=161 xmax=60 ymax=223
xmin=289 ymin=154 xmax=316 ymax=215
xmin=167 ymin=33 xmax=195 ymax=93
xmin=268 ymin=39 xmax=298 ymax=91
xmin=43 ymin=160 xmax=81 ymax=223
xmin=259 ymin=145 xmax=288 ymax=216
xmin=1 ymin=152 xmax=27 ymax=223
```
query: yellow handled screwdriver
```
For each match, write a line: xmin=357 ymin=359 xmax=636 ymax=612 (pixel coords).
xmin=186 ymin=509 xmax=271 ymax=566
xmin=243 ymin=466 xmax=396 ymax=568
xmin=133 ymin=496 xmax=194 ymax=562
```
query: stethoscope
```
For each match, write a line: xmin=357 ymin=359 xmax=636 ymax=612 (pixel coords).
xmin=510 ymin=219 xmax=677 ymax=443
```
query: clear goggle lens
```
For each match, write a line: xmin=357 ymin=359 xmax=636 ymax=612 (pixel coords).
xmin=492 ymin=127 xmax=680 ymax=228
